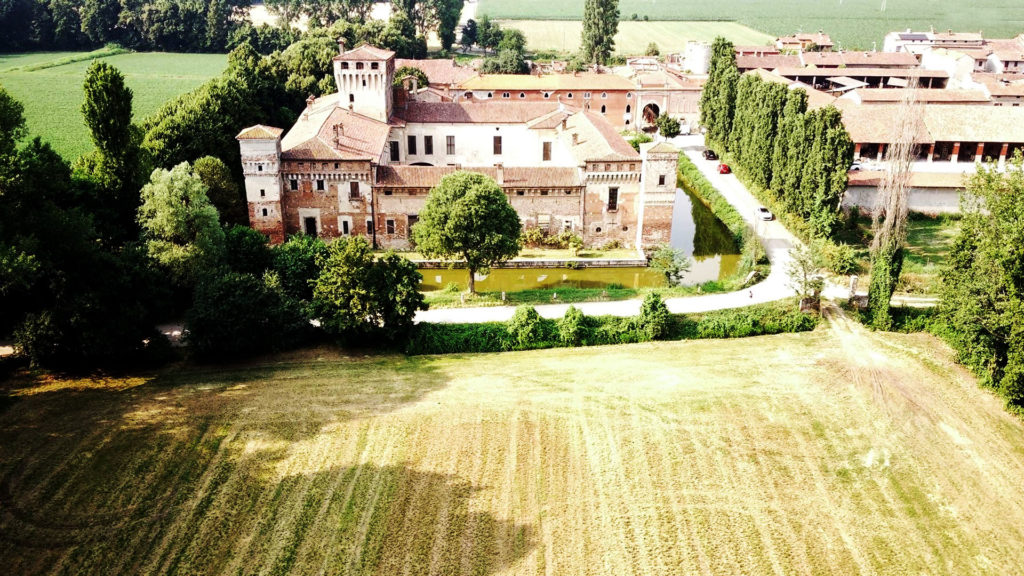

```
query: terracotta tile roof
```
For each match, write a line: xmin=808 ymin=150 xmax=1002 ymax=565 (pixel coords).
xmin=934 ymin=32 xmax=983 ymax=42
xmin=847 ymin=170 xmax=966 ymax=189
xmin=839 ymin=104 xmax=934 ymax=144
xmin=734 ymin=45 xmax=780 ymax=55
xmin=777 ymin=33 xmax=833 ymax=47
xmin=279 ymin=94 xmax=391 ymax=160
xmin=800 ymin=51 xmax=919 ymax=68
xmin=236 ymin=125 xmax=284 ymax=140
xmin=395 ymin=58 xmax=477 ymax=86
xmin=988 ymin=38 xmax=1024 ymax=62
xmin=333 ymin=43 xmax=394 ymax=61
xmin=375 ymin=165 xmax=581 ymax=188
xmin=841 ymin=102 xmax=1024 ymax=143
xmin=458 ymin=72 xmax=636 ymax=92
xmin=526 ymin=108 xmax=577 ymax=129
xmin=646 ymin=142 xmax=678 ymax=154
xmin=561 ymin=110 xmax=640 ymax=163
xmin=394 ymin=101 xmax=565 ymax=124
xmin=847 ymin=88 xmax=991 ymax=104
xmin=972 ymin=73 xmax=1024 ymax=96
xmin=735 ymin=54 xmax=802 ymax=70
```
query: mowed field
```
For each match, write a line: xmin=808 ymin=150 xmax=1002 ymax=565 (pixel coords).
xmin=497 ymin=20 xmax=773 ymax=54
xmin=3 ymin=314 xmax=1024 ymax=574
xmin=479 ymin=0 xmax=1024 ymax=50
xmin=0 ymin=52 xmax=227 ymax=160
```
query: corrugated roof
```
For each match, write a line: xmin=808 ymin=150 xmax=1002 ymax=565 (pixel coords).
xmin=842 ymin=103 xmax=1024 ymax=143
xmin=459 ymin=72 xmax=636 ymax=91
xmin=735 ymin=54 xmax=802 ymax=70
xmin=375 ymin=165 xmax=581 ymax=188
xmin=840 ymin=104 xmax=934 ymax=144
xmin=279 ymin=94 xmax=391 ymax=160
xmin=394 ymin=101 xmax=565 ymax=124
xmin=395 ymin=58 xmax=477 ymax=86
xmin=774 ymin=67 xmax=948 ymax=78
xmin=237 ymin=125 xmax=283 ymax=140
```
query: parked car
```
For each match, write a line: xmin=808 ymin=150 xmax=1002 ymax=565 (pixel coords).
xmin=756 ymin=206 xmax=774 ymax=221
xmin=703 ymin=149 xmax=718 ymax=160
xmin=717 ymin=163 xmax=731 ymax=174
xmin=850 ymin=162 xmax=863 ymax=171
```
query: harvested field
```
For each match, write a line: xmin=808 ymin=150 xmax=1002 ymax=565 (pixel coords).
xmin=2 ymin=313 xmax=1024 ymax=574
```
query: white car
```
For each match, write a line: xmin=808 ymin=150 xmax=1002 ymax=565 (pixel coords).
xmin=756 ymin=207 xmax=774 ymax=221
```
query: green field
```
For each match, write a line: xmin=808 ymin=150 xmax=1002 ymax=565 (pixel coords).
xmin=497 ymin=20 xmax=773 ymax=54
xmin=3 ymin=315 xmax=1024 ymax=574
xmin=0 ymin=52 xmax=227 ymax=160
xmin=479 ymin=0 xmax=1024 ymax=50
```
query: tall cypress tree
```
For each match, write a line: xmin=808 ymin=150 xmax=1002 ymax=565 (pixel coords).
xmin=748 ymin=81 xmax=788 ymax=190
xmin=770 ymin=88 xmax=808 ymax=207
xmin=581 ymin=0 xmax=619 ymax=65
xmin=699 ymin=37 xmax=737 ymax=151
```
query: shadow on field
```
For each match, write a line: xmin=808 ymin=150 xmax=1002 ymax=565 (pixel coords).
xmin=0 ymin=351 xmax=513 ymax=574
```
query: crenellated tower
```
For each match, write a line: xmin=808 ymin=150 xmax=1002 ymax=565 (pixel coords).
xmin=332 ymin=40 xmax=395 ymax=122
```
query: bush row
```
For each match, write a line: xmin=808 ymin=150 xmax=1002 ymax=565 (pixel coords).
xmin=406 ymin=296 xmax=817 ymax=355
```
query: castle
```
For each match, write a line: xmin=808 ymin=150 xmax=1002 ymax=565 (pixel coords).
xmin=236 ymin=41 xmax=680 ymax=249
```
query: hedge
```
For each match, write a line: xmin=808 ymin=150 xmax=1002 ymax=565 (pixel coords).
xmin=406 ymin=300 xmax=818 ymax=355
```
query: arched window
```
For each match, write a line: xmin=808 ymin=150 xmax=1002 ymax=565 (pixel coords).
xmin=341 ymin=62 xmax=349 ymax=69
xmin=601 ymin=92 xmax=608 ymax=99
xmin=600 ymin=105 xmax=606 ymax=113
xmin=567 ymin=92 xmax=573 ymax=99
xmin=519 ymin=92 xmax=526 ymax=99
xmin=356 ymin=62 xmax=364 ymax=70
xmin=626 ymin=104 xmax=631 ymax=113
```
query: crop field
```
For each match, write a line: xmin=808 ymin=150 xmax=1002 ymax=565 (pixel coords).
xmin=497 ymin=20 xmax=773 ymax=54
xmin=479 ymin=0 xmax=1024 ymax=50
xmin=0 ymin=52 xmax=227 ymax=160
xmin=3 ymin=314 xmax=1024 ymax=574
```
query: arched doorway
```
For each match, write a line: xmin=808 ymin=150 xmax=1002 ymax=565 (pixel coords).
xmin=642 ymin=103 xmax=660 ymax=125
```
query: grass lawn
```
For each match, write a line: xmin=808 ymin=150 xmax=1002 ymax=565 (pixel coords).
xmin=480 ymin=0 xmax=1024 ymax=50
xmin=3 ymin=319 xmax=1024 ymax=574
xmin=390 ymin=246 xmax=642 ymax=261
xmin=834 ymin=214 xmax=960 ymax=295
xmin=422 ymin=281 xmax=729 ymax=308
xmin=495 ymin=20 xmax=773 ymax=55
xmin=0 ymin=51 xmax=227 ymax=160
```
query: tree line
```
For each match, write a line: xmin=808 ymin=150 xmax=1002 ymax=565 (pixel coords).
xmin=0 ymin=0 xmax=464 ymax=54
xmin=700 ymin=36 xmax=854 ymax=239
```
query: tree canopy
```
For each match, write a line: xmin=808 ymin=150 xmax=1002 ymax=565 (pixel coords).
xmin=412 ymin=172 xmax=521 ymax=293
xmin=581 ymin=0 xmax=619 ymax=65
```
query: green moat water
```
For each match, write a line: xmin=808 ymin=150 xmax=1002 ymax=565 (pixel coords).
xmin=419 ymin=188 xmax=741 ymax=292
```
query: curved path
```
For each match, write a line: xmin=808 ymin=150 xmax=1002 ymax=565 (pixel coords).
xmin=415 ymin=135 xmax=802 ymax=324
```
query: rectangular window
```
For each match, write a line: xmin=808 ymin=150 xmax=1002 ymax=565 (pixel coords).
xmin=261 ymin=208 xmax=268 ymax=217
xmin=290 ymin=179 xmax=298 ymax=191
xmin=446 ymin=135 xmax=455 ymax=155
xmin=384 ymin=189 xmax=393 ymax=195
xmin=341 ymin=220 xmax=350 ymax=235
xmin=316 ymin=179 xmax=325 ymax=191
xmin=424 ymin=135 xmax=433 ymax=155
xmin=538 ymin=214 xmax=550 ymax=228
xmin=407 ymin=215 xmax=419 ymax=238
xmin=608 ymin=187 xmax=619 ymax=211
xmin=386 ymin=219 xmax=396 ymax=234
xmin=260 ymin=189 xmax=266 ymax=197
xmin=540 ymin=190 xmax=548 ymax=196
xmin=366 ymin=219 xmax=374 ymax=233
xmin=493 ymin=136 xmax=502 ymax=155
xmin=542 ymin=141 xmax=552 ymax=161
xmin=389 ymin=141 xmax=400 ymax=161
xmin=407 ymin=135 xmax=417 ymax=155
xmin=257 ymin=164 xmax=263 ymax=172
xmin=658 ymin=174 xmax=666 ymax=186
xmin=349 ymin=181 xmax=360 ymax=200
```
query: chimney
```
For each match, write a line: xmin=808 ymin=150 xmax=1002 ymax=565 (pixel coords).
xmin=495 ymin=163 xmax=504 ymax=184
xmin=561 ymin=117 xmax=567 ymax=130
xmin=333 ymin=123 xmax=342 ymax=147
xmin=572 ymin=133 xmax=578 ymax=145
xmin=306 ymin=94 xmax=316 ymax=108
xmin=338 ymin=37 xmax=346 ymax=55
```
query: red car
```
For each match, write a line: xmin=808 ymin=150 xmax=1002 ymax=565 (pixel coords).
xmin=717 ymin=163 xmax=731 ymax=174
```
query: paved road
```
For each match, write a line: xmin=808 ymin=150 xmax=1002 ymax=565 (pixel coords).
xmin=415 ymin=135 xmax=803 ymax=324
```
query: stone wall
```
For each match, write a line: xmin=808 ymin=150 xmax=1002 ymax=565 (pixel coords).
xmin=843 ymin=185 xmax=962 ymax=214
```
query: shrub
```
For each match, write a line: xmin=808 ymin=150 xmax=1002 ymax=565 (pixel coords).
xmin=185 ymin=270 xmax=310 ymax=360
xmin=558 ymin=305 xmax=591 ymax=345
xmin=406 ymin=322 xmax=508 ymax=354
xmin=626 ymin=131 xmax=653 ymax=152
xmin=649 ymin=243 xmax=690 ymax=286
xmin=819 ymin=239 xmax=858 ymax=275
xmin=506 ymin=305 xmax=546 ymax=348
xmin=521 ymin=227 xmax=547 ymax=248
xmin=601 ymin=240 xmax=624 ymax=251
xmin=637 ymin=293 xmax=671 ymax=340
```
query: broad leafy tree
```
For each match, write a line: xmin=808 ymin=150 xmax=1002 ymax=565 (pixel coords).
xmin=137 ymin=162 xmax=225 ymax=288
xmin=941 ymin=154 xmax=1024 ymax=410
xmin=655 ymin=114 xmax=681 ymax=139
xmin=412 ymin=172 xmax=521 ymax=294
xmin=310 ymin=237 xmax=426 ymax=343
xmin=581 ymin=0 xmax=619 ymax=65
xmin=272 ymin=234 xmax=328 ymax=301
xmin=193 ymin=155 xmax=246 ymax=225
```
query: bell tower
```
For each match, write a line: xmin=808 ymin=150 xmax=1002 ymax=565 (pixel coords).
xmin=332 ymin=40 xmax=395 ymax=122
